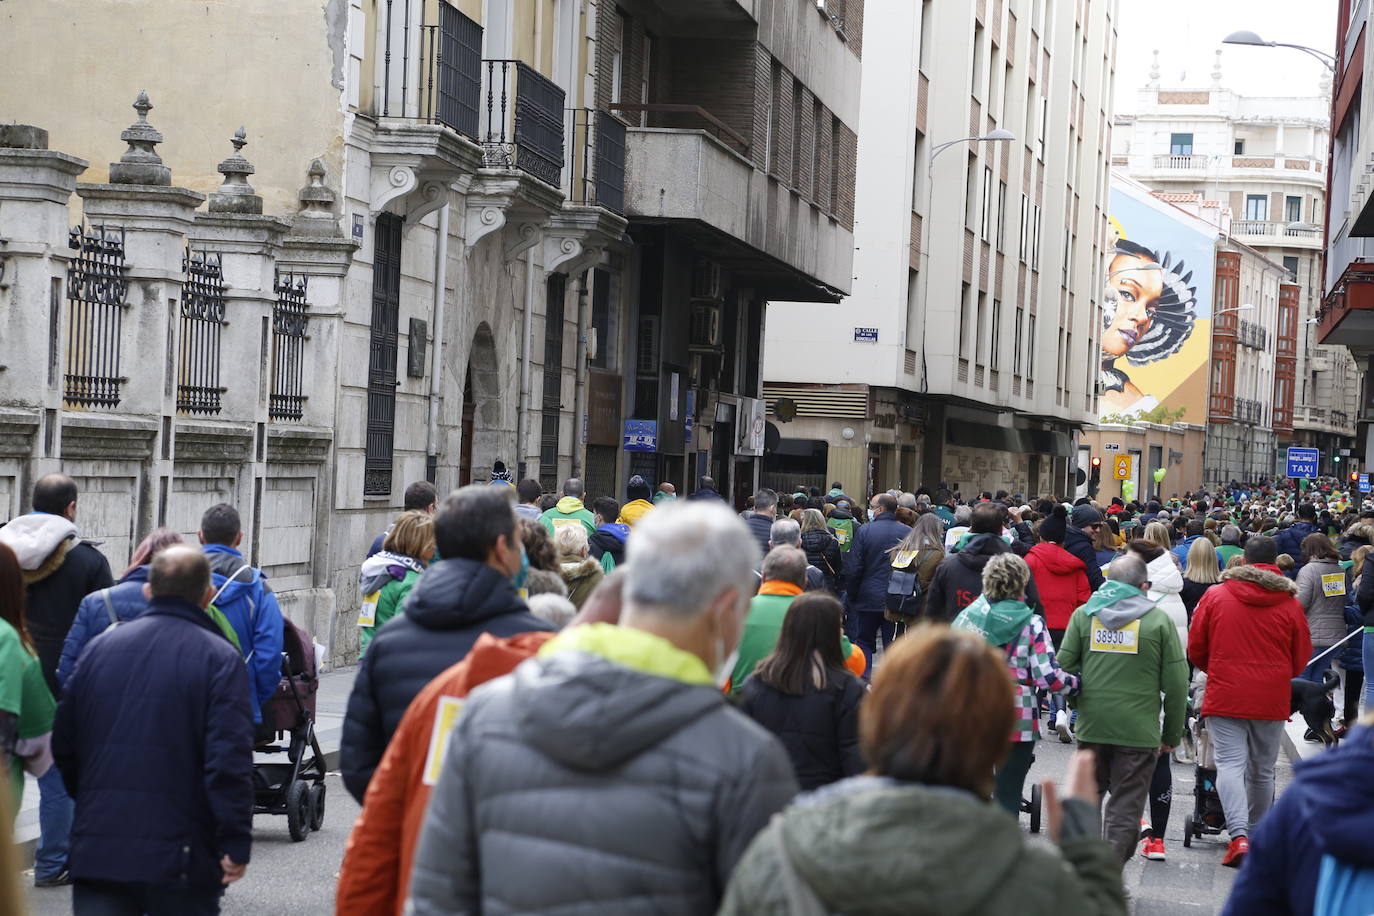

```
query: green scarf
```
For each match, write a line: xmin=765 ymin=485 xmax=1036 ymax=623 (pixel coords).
xmin=952 ymin=595 xmax=1033 ymax=646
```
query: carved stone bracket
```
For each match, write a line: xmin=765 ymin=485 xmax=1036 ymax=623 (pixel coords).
xmin=544 ymin=235 xmax=605 ymax=276
xmin=371 ymin=164 xmax=418 ymax=216
xmin=504 ymin=221 xmax=542 ymax=260
xmin=405 ymin=180 xmax=451 ymax=224
xmin=464 ymin=205 xmax=506 ymax=247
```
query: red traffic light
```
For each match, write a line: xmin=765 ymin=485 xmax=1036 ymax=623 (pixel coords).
xmin=1353 ymin=472 xmax=1360 ymax=482
xmin=1091 ymin=457 xmax=1102 ymax=468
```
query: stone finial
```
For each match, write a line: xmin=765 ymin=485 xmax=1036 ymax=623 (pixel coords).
xmin=1148 ymin=50 xmax=1160 ymax=87
xmin=292 ymin=158 xmax=340 ymax=234
xmin=109 ymin=90 xmax=171 ymax=186
xmin=1211 ymin=49 xmax=1223 ymax=88
xmin=208 ymin=126 xmax=263 ymax=214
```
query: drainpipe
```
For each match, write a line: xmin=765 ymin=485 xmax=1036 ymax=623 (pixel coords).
xmin=573 ymin=269 xmax=590 ymax=478
xmin=426 ymin=199 xmax=451 ymax=482
xmin=517 ymin=248 xmax=537 ymax=478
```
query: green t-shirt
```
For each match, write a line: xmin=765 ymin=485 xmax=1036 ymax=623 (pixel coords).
xmin=0 ymin=619 xmax=55 ymax=816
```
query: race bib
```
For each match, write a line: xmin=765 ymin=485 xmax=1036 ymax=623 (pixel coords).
xmin=357 ymin=591 xmax=379 ymax=628
xmin=891 ymin=549 xmax=918 ymax=569
xmin=1089 ymin=618 xmax=1140 ymax=654
xmin=1322 ymin=573 xmax=1347 ymax=597
xmin=421 ymin=696 xmax=466 ymax=786
xmin=834 ymin=528 xmax=849 ymax=545
xmin=551 ymin=517 xmax=582 ymax=531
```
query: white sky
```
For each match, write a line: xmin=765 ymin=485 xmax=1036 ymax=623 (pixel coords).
xmin=1114 ymin=0 xmax=1338 ymax=113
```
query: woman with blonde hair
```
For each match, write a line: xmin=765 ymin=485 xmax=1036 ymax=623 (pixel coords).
xmin=1141 ymin=522 xmax=1175 ymax=561
xmin=358 ymin=510 xmax=435 ymax=655
xmin=884 ymin=512 xmax=946 ymax=623
xmin=554 ymin=523 xmax=604 ymax=610
xmin=1181 ymin=535 xmax=1222 ymax=624
xmin=799 ymin=508 xmax=844 ymax=593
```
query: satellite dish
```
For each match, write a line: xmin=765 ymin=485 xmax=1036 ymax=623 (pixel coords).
xmin=773 ymin=397 xmax=797 ymax=423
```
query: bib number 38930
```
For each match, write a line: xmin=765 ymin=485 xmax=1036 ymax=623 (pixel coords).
xmin=1089 ymin=618 xmax=1140 ymax=655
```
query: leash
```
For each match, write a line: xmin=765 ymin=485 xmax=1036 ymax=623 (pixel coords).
xmin=1306 ymin=625 xmax=1365 ymax=667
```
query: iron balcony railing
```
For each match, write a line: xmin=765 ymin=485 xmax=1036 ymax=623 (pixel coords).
xmin=178 ymin=248 xmax=228 ymax=415
xmin=481 ymin=60 xmax=565 ymax=187
xmin=566 ymin=108 xmax=625 ymax=213
xmin=379 ymin=0 xmax=482 ymax=141
xmin=64 ymin=224 xmax=129 ymax=408
xmin=269 ymin=272 xmax=310 ymax=421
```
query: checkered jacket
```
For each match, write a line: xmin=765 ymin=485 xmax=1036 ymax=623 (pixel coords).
xmin=1004 ymin=616 xmax=1079 ymax=743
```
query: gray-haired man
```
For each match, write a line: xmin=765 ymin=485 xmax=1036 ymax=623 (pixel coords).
xmin=767 ymin=518 xmax=826 ymax=592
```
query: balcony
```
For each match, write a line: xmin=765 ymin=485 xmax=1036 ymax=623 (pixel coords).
xmin=1317 ymin=262 xmax=1374 ymax=356
xmin=566 ymin=109 xmax=625 ymax=213
xmin=479 ymin=60 xmax=565 ymax=188
xmin=378 ymin=2 xmax=482 ymax=141
xmin=1151 ymin=154 xmax=1207 ymax=171
xmin=1231 ymin=219 xmax=1322 ymax=247
xmin=1143 ymin=153 xmax=1325 ymax=182
xmin=1237 ymin=319 xmax=1269 ymax=351
xmin=1233 ymin=397 xmax=1265 ymax=426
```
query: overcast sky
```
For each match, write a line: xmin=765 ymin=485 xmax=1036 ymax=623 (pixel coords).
xmin=1114 ymin=0 xmax=1338 ymax=113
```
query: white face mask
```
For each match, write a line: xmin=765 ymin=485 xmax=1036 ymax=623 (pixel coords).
xmin=713 ymin=636 xmax=740 ymax=690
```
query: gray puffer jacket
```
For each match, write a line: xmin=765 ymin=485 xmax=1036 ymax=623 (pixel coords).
xmin=406 ymin=639 xmax=799 ymax=915
xmin=1296 ymin=557 xmax=1350 ymax=646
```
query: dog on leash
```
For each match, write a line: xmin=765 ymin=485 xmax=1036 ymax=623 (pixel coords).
xmin=1290 ymin=670 xmax=1341 ymax=748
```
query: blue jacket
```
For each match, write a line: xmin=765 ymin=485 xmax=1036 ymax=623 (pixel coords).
xmin=1221 ymin=726 xmax=1374 ymax=916
xmin=1170 ymin=535 xmax=1226 ymax=572
xmin=52 ymin=596 xmax=253 ymax=890
xmin=1062 ymin=525 xmax=1107 ymax=592
xmin=56 ymin=566 xmax=152 ymax=689
xmin=843 ymin=512 xmax=913 ymax=612
xmin=1274 ymin=521 xmax=1322 ymax=573
xmin=204 ymin=544 xmax=284 ymax=723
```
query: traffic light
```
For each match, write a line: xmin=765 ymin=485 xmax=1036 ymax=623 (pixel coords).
xmin=1089 ymin=457 xmax=1102 ymax=496
xmin=1335 ymin=455 xmax=1342 ymax=464
xmin=1352 ymin=471 xmax=1360 ymax=483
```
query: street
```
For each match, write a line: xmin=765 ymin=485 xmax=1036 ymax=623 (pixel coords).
xmin=23 ymin=744 xmax=1292 ymax=916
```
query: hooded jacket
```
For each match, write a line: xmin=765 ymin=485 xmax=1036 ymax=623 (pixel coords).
xmin=1057 ymin=581 xmax=1188 ymax=748
xmin=1188 ymin=564 xmax=1312 ymax=721
xmin=1274 ymin=520 xmax=1322 ymax=572
xmin=340 ymin=556 xmax=554 ymax=803
xmin=1220 ymin=725 xmax=1374 ymax=916
xmin=800 ymin=527 xmax=844 ymax=592
xmin=538 ymin=496 xmax=598 ymax=538
xmin=406 ymin=623 xmax=798 ymax=915
xmin=924 ymin=533 xmax=1043 ymax=623
xmin=558 ymin=555 xmax=604 ymax=609
xmin=334 ymin=632 xmax=556 ymax=916
xmin=588 ymin=522 xmax=629 ymax=573
xmin=616 ymin=499 xmax=654 ymax=528
xmin=1142 ymin=550 xmax=1189 ymax=649
xmin=1025 ymin=542 xmax=1092 ymax=631
xmin=1062 ymin=524 xmax=1107 ymax=591
xmin=718 ymin=778 xmax=1127 ymax=916
xmin=357 ymin=551 xmax=426 ymax=656
xmin=204 ymin=543 xmax=284 ymax=723
xmin=0 ymin=513 xmax=113 ymax=694
xmin=842 ymin=511 xmax=912 ymax=612
xmin=1295 ymin=557 xmax=1350 ymax=646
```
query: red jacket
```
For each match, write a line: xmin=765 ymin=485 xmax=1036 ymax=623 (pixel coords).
xmin=1025 ymin=542 xmax=1092 ymax=631
xmin=1188 ymin=564 xmax=1312 ymax=721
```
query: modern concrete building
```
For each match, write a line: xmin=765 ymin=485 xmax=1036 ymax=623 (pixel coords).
xmin=1114 ymin=60 xmax=1361 ymax=475
xmin=0 ymin=0 xmax=859 ymax=660
xmin=762 ymin=0 xmax=1116 ymax=500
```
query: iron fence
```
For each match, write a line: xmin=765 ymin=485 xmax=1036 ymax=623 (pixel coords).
xmin=64 ymin=224 xmax=129 ymax=408
xmin=482 ymin=59 xmax=565 ymax=187
xmin=178 ymin=248 xmax=227 ymax=415
xmin=270 ymin=272 xmax=309 ymax=421
xmin=380 ymin=0 xmax=482 ymax=141
xmin=365 ymin=213 xmax=404 ymax=497
xmin=566 ymin=108 xmax=625 ymax=213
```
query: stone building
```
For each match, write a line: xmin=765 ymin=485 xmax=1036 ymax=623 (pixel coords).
xmin=0 ymin=0 xmax=860 ymax=661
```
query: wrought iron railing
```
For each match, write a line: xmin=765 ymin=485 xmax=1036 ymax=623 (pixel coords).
xmin=64 ymin=224 xmax=129 ymax=408
xmin=481 ymin=59 xmax=565 ymax=187
xmin=270 ymin=272 xmax=309 ymax=421
xmin=379 ymin=0 xmax=482 ymax=141
xmin=178 ymin=248 xmax=227 ymax=415
xmin=566 ymin=108 xmax=625 ymax=213
xmin=365 ymin=213 xmax=403 ymax=497
xmin=1238 ymin=319 xmax=1269 ymax=351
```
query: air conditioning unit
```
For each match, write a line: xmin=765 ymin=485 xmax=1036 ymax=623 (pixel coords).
xmin=691 ymin=259 xmax=723 ymax=301
xmin=690 ymin=304 xmax=722 ymax=348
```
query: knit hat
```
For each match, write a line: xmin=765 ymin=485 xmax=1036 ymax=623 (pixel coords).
xmin=1040 ymin=505 xmax=1068 ymax=543
xmin=627 ymin=475 xmax=651 ymax=502
xmin=1071 ymin=504 xmax=1104 ymax=528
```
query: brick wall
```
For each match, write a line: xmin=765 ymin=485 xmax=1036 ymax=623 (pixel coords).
xmin=594 ymin=3 xmax=620 ymax=113
xmin=835 ymin=119 xmax=857 ymax=229
xmin=772 ymin=66 xmax=795 ymax=179
xmin=799 ymin=87 xmax=817 ymax=198
xmin=846 ymin=0 xmax=864 ymax=59
xmin=816 ymin=110 xmax=834 ymax=212
xmin=662 ymin=38 xmax=759 ymax=153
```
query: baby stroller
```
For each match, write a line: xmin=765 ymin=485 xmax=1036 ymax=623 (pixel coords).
xmin=252 ymin=619 xmax=328 ymax=841
xmin=1181 ymin=674 xmax=1225 ymax=847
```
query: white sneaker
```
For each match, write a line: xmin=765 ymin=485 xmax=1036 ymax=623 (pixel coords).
xmin=1139 ymin=817 xmax=1152 ymax=840
xmin=1055 ymin=710 xmax=1074 ymax=743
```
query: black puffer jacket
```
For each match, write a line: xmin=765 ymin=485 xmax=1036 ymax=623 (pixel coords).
xmin=738 ymin=672 xmax=866 ymax=790
xmin=801 ymin=528 xmax=844 ymax=592
xmin=340 ymin=556 xmax=554 ymax=802
xmin=743 ymin=512 xmax=774 ymax=555
xmin=924 ymin=533 xmax=1043 ymax=622
xmin=26 ymin=541 xmax=113 ymax=694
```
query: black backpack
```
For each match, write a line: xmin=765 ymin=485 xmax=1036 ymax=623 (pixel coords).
xmin=885 ymin=548 xmax=924 ymax=616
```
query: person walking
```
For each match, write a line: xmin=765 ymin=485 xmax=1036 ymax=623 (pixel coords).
xmin=52 ymin=546 xmax=253 ymax=915
xmin=341 ymin=485 xmax=555 ymax=803
xmin=1294 ymin=533 xmax=1349 ymax=684
xmin=719 ymin=627 xmax=1128 ymax=916
xmin=736 ymin=592 xmax=866 ymax=790
xmin=554 ymin=523 xmax=604 ymax=609
xmin=953 ymin=553 xmax=1079 ymax=816
xmin=357 ymin=511 xmax=435 ymax=657
xmin=1025 ymin=505 xmax=1093 ymax=743
xmin=799 ymin=508 xmax=844 ymax=594
xmin=1216 ymin=525 xmax=1245 ymax=567
xmin=0 ymin=542 xmax=55 ymax=820
xmin=366 ymin=480 xmax=438 ymax=558
xmin=587 ymin=497 xmax=629 ymax=573
xmin=513 ymin=479 xmax=544 ymax=521
xmin=843 ymin=493 xmax=912 ymax=675
xmin=1188 ymin=535 xmax=1312 ymax=868
xmin=406 ymin=502 xmax=798 ymax=915
xmin=742 ymin=488 xmax=779 ymax=554
xmin=1057 ymin=556 xmax=1189 ymax=864
xmin=925 ymin=503 xmax=1044 ymax=622
xmin=1063 ymin=504 xmax=1109 ymax=591
xmin=1180 ymin=536 xmax=1224 ymax=623
xmin=198 ymin=504 xmax=285 ymax=726
xmin=687 ymin=475 xmax=724 ymax=501
xmin=617 ymin=476 xmax=656 ymax=527
xmin=1274 ymin=503 xmax=1323 ymax=574
xmin=882 ymin=512 xmax=946 ymax=626
xmin=767 ymin=518 xmax=827 ymax=591
xmin=1127 ymin=530 xmax=1189 ymax=649
xmin=0 ymin=473 xmax=112 ymax=887
xmin=538 ymin=478 xmax=598 ymax=538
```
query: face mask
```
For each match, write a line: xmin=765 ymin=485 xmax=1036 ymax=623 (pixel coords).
xmin=713 ymin=632 xmax=740 ymax=690
xmin=512 ymin=543 xmax=530 ymax=591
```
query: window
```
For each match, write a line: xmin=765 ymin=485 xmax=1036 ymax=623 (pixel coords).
xmin=791 ymin=76 xmax=804 ymax=186
xmin=1283 ymin=255 xmax=1300 ymax=279
xmin=1027 ymin=314 xmax=1037 ymax=377
xmin=1234 ymin=139 xmax=1245 ymax=154
xmin=768 ymin=60 xmax=783 ymax=174
xmin=1014 ymin=306 xmax=1025 ymax=375
xmin=912 ymin=133 xmax=925 ymax=210
xmin=959 ymin=283 xmax=974 ymax=359
xmin=815 ymin=99 xmax=825 ymax=200
xmin=641 ymin=33 xmax=654 ymax=113
xmin=1245 ymin=194 xmax=1268 ymax=221
xmin=980 ymin=166 xmax=993 ymax=240
xmin=1036 ymin=96 xmax=1048 ymax=159
xmin=610 ymin=12 xmax=626 ymax=105
xmin=1019 ymin=194 xmax=1030 ymax=261
xmin=1170 ymin=133 xmax=1194 ymax=155
xmin=965 ymin=154 xmax=979 ymax=230
xmin=972 ymin=25 xmax=984 ymax=97
xmin=990 ymin=299 xmax=1002 ymax=369
xmin=1285 ymin=196 xmax=1302 ymax=224
xmin=976 ymin=292 xmax=988 ymax=367
xmin=1031 ymin=204 xmax=1042 ymax=269
xmin=996 ymin=181 xmax=1008 ymax=251
xmin=365 ymin=213 xmax=404 ymax=496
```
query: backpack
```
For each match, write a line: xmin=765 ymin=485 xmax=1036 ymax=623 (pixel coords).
xmin=210 ymin=564 xmax=257 ymax=663
xmin=885 ymin=548 xmax=924 ymax=616
xmin=98 ymin=585 xmax=242 ymax=652
xmin=828 ymin=517 xmax=855 ymax=553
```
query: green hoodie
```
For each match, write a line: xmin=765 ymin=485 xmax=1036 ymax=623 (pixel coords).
xmin=952 ymin=595 xmax=1033 ymax=646
xmin=538 ymin=496 xmax=597 ymax=538
xmin=1057 ymin=580 xmax=1188 ymax=749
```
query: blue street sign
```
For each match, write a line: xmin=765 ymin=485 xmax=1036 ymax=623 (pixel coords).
xmin=853 ymin=327 xmax=879 ymax=342
xmin=1361 ymin=474 xmax=1371 ymax=494
xmin=623 ymin=419 xmax=657 ymax=453
xmin=1286 ymin=447 xmax=1320 ymax=479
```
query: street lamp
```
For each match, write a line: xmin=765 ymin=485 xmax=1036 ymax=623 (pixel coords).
xmin=1222 ymin=30 xmax=1336 ymax=71
xmin=1215 ymin=304 xmax=1256 ymax=317
xmin=917 ymin=129 xmax=1017 ymax=391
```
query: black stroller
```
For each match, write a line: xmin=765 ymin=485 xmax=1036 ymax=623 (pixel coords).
xmin=1181 ymin=676 xmax=1225 ymax=847
xmin=252 ymin=619 xmax=328 ymax=841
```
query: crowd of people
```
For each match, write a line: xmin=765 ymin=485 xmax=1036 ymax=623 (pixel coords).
xmin=4 ymin=468 xmax=1374 ymax=913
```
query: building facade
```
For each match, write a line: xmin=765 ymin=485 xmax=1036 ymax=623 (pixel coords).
xmin=762 ymin=0 xmax=1116 ymax=500
xmin=0 ymin=0 xmax=859 ymax=661
xmin=1114 ymin=64 xmax=1361 ymax=476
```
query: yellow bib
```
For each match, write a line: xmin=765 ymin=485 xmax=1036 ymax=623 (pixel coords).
xmin=1089 ymin=617 xmax=1141 ymax=655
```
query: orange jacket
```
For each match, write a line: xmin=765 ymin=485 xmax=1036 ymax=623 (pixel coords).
xmin=334 ymin=631 xmax=556 ymax=916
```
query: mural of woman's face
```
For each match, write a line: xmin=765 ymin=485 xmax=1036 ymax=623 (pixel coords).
xmin=1102 ymin=252 xmax=1163 ymax=357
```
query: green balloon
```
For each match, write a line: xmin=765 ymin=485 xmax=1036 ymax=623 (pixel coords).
xmin=1122 ymin=480 xmax=1136 ymax=501
xmin=1153 ymin=467 xmax=1168 ymax=483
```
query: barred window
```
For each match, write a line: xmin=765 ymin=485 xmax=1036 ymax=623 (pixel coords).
xmin=270 ymin=272 xmax=309 ymax=421
xmin=64 ymin=225 xmax=129 ymax=408
xmin=178 ymin=248 xmax=227 ymax=415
